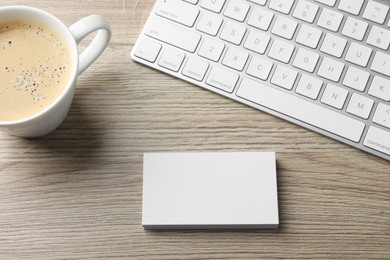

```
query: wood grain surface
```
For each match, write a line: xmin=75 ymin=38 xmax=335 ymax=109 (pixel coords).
xmin=0 ymin=1 xmax=389 ymax=259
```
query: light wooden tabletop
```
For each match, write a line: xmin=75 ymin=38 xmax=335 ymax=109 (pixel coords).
xmin=0 ymin=0 xmax=389 ymax=259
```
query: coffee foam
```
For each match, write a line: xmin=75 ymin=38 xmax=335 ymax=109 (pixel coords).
xmin=0 ymin=21 xmax=71 ymax=121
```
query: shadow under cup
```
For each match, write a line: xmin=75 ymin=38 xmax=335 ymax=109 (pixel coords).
xmin=0 ymin=6 xmax=79 ymax=137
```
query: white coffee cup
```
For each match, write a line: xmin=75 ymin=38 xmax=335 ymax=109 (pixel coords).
xmin=0 ymin=6 xmax=111 ymax=137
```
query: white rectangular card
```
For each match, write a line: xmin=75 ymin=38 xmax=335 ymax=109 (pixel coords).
xmin=142 ymin=152 xmax=279 ymax=229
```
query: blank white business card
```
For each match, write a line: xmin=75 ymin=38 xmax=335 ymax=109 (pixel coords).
xmin=142 ymin=152 xmax=279 ymax=229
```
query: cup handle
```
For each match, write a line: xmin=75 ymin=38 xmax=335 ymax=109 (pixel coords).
xmin=69 ymin=15 xmax=112 ymax=75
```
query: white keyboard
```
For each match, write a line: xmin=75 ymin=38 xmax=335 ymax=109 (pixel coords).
xmin=131 ymin=0 xmax=390 ymax=161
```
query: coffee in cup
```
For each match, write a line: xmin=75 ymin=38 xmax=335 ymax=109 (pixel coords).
xmin=0 ymin=6 xmax=111 ymax=137
xmin=0 ymin=21 xmax=72 ymax=121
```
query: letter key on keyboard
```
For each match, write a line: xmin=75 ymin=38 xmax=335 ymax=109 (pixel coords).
xmin=131 ymin=0 xmax=390 ymax=161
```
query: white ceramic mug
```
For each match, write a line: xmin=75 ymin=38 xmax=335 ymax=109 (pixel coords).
xmin=0 ymin=6 xmax=111 ymax=137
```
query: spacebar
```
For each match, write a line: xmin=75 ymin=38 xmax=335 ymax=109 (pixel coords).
xmin=237 ymin=78 xmax=365 ymax=142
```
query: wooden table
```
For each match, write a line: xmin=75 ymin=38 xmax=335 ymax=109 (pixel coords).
xmin=0 ymin=1 xmax=389 ymax=259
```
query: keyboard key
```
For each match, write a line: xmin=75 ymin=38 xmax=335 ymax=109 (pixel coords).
xmin=206 ymin=66 xmax=239 ymax=93
xmin=182 ymin=56 xmax=209 ymax=81
xmin=244 ymin=30 xmax=270 ymax=54
xmin=247 ymin=6 xmax=274 ymax=31
xmin=198 ymin=37 xmax=225 ymax=61
xmin=224 ymin=0 xmax=250 ymax=22
xmin=156 ymin=0 xmax=199 ymax=27
xmin=342 ymin=66 xmax=370 ymax=91
xmin=315 ymin=0 xmax=336 ymax=7
xmin=222 ymin=46 xmax=249 ymax=71
xmin=338 ymin=0 xmax=364 ymax=15
xmin=296 ymin=74 xmax=323 ymax=99
xmin=246 ymin=55 xmax=273 ymax=80
xmin=317 ymin=56 xmax=344 ymax=82
xmin=158 ymin=48 xmax=186 ymax=72
xmin=145 ymin=17 xmax=201 ymax=52
xmin=237 ymin=77 xmax=365 ymax=142
xmin=345 ymin=42 xmax=372 ymax=67
xmin=269 ymin=0 xmax=294 ymax=14
xmin=196 ymin=12 xmax=223 ymax=36
xmin=271 ymin=65 xmax=298 ymax=90
xmin=292 ymin=47 xmax=319 ymax=73
xmin=317 ymin=8 xmax=343 ymax=32
xmin=320 ymin=33 xmax=347 ymax=58
xmin=362 ymin=0 xmax=389 ymax=24
xmin=293 ymin=0 xmax=319 ymax=23
xmin=346 ymin=93 xmax=374 ymax=119
xmin=200 ymin=0 xmax=226 ymax=13
xmin=295 ymin=24 xmax=322 ymax=48
xmin=268 ymin=39 xmax=295 ymax=63
xmin=184 ymin=0 xmax=199 ymax=4
xmin=220 ymin=21 xmax=246 ymax=45
xmin=370 ymin=51 xmax=390 ymax=76
xmin=368 ymin=76 xmax=390 ymax=101
xmin=366 ymin=25 xmax=390 ymax=50
xmin=373 ymin=103 xmax=390 ymax=129
xmin=321 ymin=83 xmax=348 ymax=109
xmin=248 ymin=0 xmax=267 ymax=5
xmin=363 ymin=126 xmax=390 ymax=156
xmin=133 ymin=38 xmax=162 ymax=62
xmin=341 ymin=16 xmax=368 ymax=41
xmin=271 ymin=15 xmax=298 ymax=40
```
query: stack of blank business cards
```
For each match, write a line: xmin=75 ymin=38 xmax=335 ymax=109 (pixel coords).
xmin=142 ymin=152 xmax=279 ymax=229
